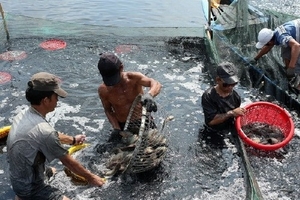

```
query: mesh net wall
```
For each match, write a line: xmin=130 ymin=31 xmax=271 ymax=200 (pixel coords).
xmin=206 ymin=0 xmax=300 ymax=110
xmin=123 ymin=95 xmax=169 ymax=173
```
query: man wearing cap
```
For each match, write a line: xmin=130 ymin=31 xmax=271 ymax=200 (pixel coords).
xmin=97 ymin=52 xmax=161 ymax=141
xmin=201 ymin=62 xmax=245 ymax=145
xmin=7 ymin=72 xmax=105 ymax=200
xmin=253 ymin=19 xmax=300 ymax=90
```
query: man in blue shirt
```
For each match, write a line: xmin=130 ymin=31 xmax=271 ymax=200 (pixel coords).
xmin=253 ymin=19 xmax=300 ymax=90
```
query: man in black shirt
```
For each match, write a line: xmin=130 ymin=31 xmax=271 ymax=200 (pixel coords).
xmin=201 ymin=62 xmax=246 ymax=146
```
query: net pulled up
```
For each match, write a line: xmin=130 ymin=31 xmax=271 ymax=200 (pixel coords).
xmin=104 ymin=94 xmax=173 ymax=175
xmin=205 ymin=0 xmax=300 ymax=110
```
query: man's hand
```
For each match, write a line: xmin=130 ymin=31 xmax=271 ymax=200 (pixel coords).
xmin=108 ymin=129 xmax=122 ymax=142
xmin=244 ymin=57 xmax=258 ymax=65
xmin=87 ymin=174 xmax=106 ymax=186
xmin=141 ymin=93 xmax=157 ymax=112
xmin=232 ymin=107 xmax=246 ymax=117
xmin=286 ymin=67 xmax=296 ymax=79
xmin=74 ymin=134 xmax=86 ymax=145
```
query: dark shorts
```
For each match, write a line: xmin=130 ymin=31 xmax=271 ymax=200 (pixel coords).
xmin=199 ymin=125 xmax=237 ymax=148
xmin=118 ymin=121 xmax=126 ymax=131
xmin=199 ymin=127 xmax=226 ymax=147
xmin=17 ymin=185 xmax=64 ymax=200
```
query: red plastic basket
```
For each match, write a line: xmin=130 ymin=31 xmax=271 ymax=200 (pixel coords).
xmin=235 ymin=101 xmax=294 ymax=151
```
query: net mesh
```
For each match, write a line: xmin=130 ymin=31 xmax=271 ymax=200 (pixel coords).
xmin=123 ymin=94 xmax=169 ymax=174
xmin=205 ymin=0 xmax=300 ymax=110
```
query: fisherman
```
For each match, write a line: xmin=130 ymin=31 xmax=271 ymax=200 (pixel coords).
xmin=7 ymin=72 xmax=105 ymax=200
xmin=252 ymin=19 xmax=300 ymax=90
xmin=97 ymin=52 xmax=162 ymax=142
xmin=201 ymin=62 xmax=246 ymax=146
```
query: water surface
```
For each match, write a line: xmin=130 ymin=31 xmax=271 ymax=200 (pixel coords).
xmin=0 ymin=1 xmax=300 ymax=200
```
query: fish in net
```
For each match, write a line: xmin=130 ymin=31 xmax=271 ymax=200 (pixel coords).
xmin=103 ymin=94 xmax=173 ymax=176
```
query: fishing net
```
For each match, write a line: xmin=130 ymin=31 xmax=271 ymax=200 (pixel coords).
xmin=205 ymin=0 xmax=300 ymax=110
xmin=123 ymin=94 xmax=169 ymax=174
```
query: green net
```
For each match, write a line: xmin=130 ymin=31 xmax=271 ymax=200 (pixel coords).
xmin=205 ymin=0 xmax=300 ymax=110
xmin=103 ymin=95 xmax=173 ymax=175
xmin=205 ymin=1 xmax=300 ymax=199
xmin=123 ymin=94 xmax=170 ymax=174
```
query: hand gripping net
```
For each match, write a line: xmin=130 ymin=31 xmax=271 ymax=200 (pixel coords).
xmin=123 ymin=94 xmax=168 ymax=174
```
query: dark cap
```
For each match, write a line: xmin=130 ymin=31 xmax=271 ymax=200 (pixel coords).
xmin=98 ymin=52 xmax=122 ymax=86
xmin=30 ymin=72 xmax=68 ymax=98
xmin=216 ymin=62 xmax=239 ymax=84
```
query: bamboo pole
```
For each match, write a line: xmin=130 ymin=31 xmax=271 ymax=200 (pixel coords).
xmin=0 ymin=3 xmax=10 ymax=41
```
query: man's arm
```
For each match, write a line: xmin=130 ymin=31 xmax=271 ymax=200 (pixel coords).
xmin=135 ymin=72 xmax=162 ymax=97
xmin=208 ymin=107 xmax=245 ymax=126
xmin=254 ymin=44 xmax=274 ymax=61
xmin=288 ymin=39 xmax=300 ymax=68
xmin=147 ymin=78 xmax=161 ymax=97
xmin=60 ymin=154 xmax=105 ymax=186
xmin=58 ymin=132 xmax=86 ymax=145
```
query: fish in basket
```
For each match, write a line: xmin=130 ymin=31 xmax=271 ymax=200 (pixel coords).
xmin=103 ymin=94 xmax=174 ymax=176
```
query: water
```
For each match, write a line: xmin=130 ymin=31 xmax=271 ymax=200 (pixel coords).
xmin=250 ymin=0 xmax=300 ymax=17
xmin=0 ymin=0 xmax=205 ymax=28
xmin=0 ymin=1 xmax=300 ymax=200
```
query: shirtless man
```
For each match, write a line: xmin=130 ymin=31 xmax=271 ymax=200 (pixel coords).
xmin=97 ymin=52 xmax=161 ymax=141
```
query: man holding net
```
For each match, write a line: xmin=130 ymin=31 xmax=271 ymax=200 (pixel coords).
xmin=201 ymin=62 xmax=245 ymax=146
xmin=97 ymin=52 xmax=162 ymax=142
xmin=7 ymin=72 xmax=105 ymax=200
xmin=252 ymin=19 xmax=300 ymax=91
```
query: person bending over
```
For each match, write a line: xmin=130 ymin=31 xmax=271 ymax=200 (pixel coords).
xmin=7 ymin=72 xmax=105 ymax=200
xmin=252 ymin=19 xmax=300 ymax=90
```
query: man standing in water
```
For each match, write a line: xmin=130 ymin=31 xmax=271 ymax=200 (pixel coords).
xmin=7 ymin=72 xmax=105 ymax=200
xmin=97 ymin=52 xmax=161 ymax=141
xmin=201 ymin=62 xmax=245 ymax=145
xmin=253 ymin=19 xmax=300 ymax=90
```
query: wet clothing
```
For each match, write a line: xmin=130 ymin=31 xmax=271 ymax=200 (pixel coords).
xmin=274 ymin=19 xmax=300 ymax=74
xmin=274 ymin=19 xmax=300 ymax=47
xmin=201 ymin=87 xmax=241 ymax=131
xmin=201 ymin=87 xmax=241 ymax=147
xmin=7 ymin=107 xmax=67 ymax=200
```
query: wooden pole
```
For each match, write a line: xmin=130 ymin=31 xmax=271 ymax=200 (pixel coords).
xmin=0 ymin=3 xmax=10 ymax=41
